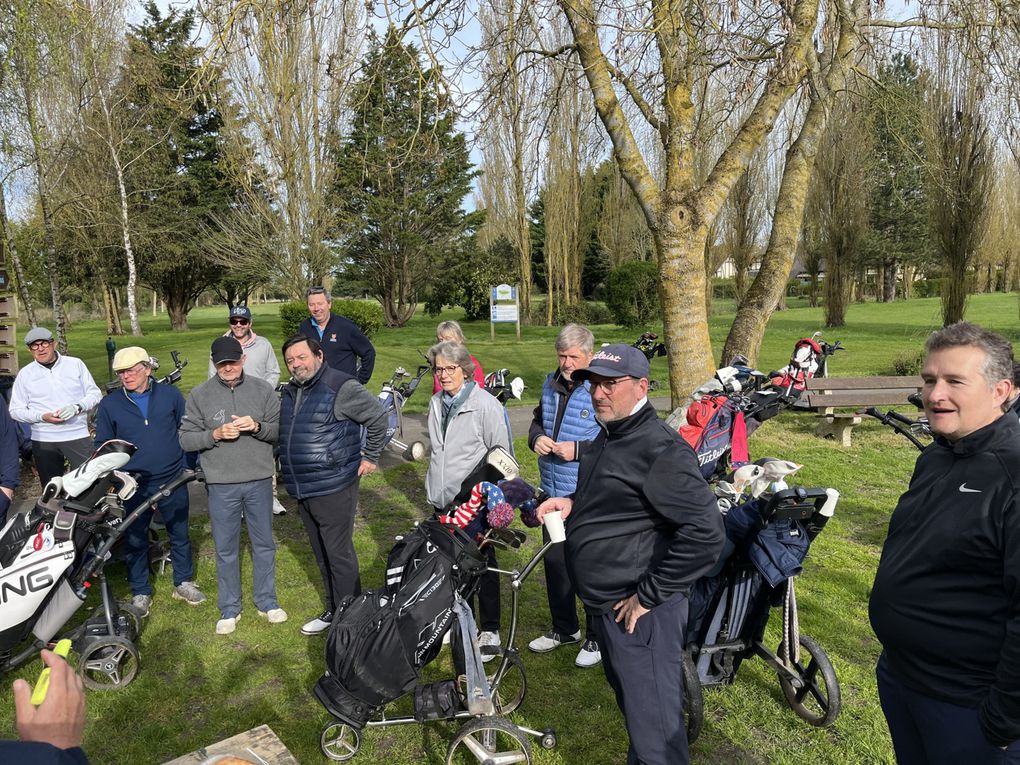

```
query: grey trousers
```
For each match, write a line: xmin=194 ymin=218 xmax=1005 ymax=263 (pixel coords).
xmin=207 ymin=478 xmax=278 ymax=618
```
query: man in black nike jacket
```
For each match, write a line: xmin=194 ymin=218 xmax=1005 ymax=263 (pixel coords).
xmin=537 ymin=344 xmax=724 ymax=765
xmin=870 ymin=321 xmax=1020 ymax=764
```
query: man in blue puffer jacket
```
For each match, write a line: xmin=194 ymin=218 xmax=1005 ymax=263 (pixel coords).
xmin=278 ymin=335 xmax=388 ymax=637
xmin=526 ymin=324 xmax=602 ymax=668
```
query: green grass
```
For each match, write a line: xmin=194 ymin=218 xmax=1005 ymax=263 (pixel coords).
xmin=3 ymin=293 xmax=1018 ymax=763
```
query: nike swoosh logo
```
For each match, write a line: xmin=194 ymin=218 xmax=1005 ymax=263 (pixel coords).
xmin=959 ymin=483 xmax=982 ymax=493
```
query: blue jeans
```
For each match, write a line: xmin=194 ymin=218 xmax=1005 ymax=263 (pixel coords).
xmin=122 ymin=479 xmax=193 ymax=596
xmin=877 ymin=653 xmax=1020 ymax=764
xmin=207 ymin=479 xmax=278 ymax=618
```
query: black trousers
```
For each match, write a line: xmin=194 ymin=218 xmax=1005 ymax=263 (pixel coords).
xmin=32 ymin=437 xmax=93 ymax=488
xmin=297 ymin=482 xmax=361 ymax=613
xmin=541 ymin=526 xmax=595 ymax=640
xmin=877 ymin=653 xmax=1020 ymax=764
xmin=471 ymin=545 xmax=501 ymax=633
xmin=591 ymin=593 xmax=689 ymax=765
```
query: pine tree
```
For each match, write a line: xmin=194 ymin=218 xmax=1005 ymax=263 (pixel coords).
xmin=330 ymin=27 xmax=475 ymax=327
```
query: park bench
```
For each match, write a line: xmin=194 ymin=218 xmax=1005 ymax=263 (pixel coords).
xmin=800 ymin=375 xmax=923 ymax=446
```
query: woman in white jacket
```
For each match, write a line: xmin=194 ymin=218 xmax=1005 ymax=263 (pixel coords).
xmin=425 ymin=340 xmax=510 ymax=662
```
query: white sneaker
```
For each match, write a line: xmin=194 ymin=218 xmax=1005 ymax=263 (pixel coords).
xmin=528 ymin=629 xmax=581 ymax=653
xmin=258 ymin=608 xmax=288 ymax=624
xmin=272 ymin=497 xmax=288 ymax=515
xmin=301 ymin=610 xmax=333 ymax=635
xmin=478 ymin=630 xmax=501 ymax=663
xmin=575 ymin=639 xmax=602 ymax=668
xmin=216 ymin=614 xmax=241 ymax=635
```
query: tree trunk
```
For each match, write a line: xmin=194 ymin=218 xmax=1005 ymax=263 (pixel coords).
xmin=0 ymin=186 xmax=37 ymax=327
xmin=720 ymin=0 xmax=866 ymax=365
xmin=902 ymin=263 xmax=915 ymax=299
xmin=883 ymin=258 xmax=898 ymax=301
xmin=656 ymin=223 xmax=715 ymax=401
xmin=114 ymin=154 xmax=142 ymax=336
xmin=166 ymin=301 xmax=190 ymax=331
xmin=825 ymin=248 xmax=850 ymax=327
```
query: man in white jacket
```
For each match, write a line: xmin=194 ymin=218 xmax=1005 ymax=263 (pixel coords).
xmin=10 ymin=327 xmax=102 ymax=487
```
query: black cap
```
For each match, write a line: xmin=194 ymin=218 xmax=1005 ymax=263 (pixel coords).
xmin=572 ymin=344 xmax=651 ymax=381
xmin=211 ymin=336 xmax=243 ymax=365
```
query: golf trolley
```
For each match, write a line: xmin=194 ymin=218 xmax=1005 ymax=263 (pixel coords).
xmin=684 ymin=481 xmax=843 ymax=742
xmin=863 ymin=392 xmax=931 ymax=452
xmin=631 ymin=332 xmax=667 ymax=390
xmin=316 ymin=519 xmax=559 ymax=763
xmin=0 ymin=440 xmax=201 ymax=690
xmin=377 ymin=362 xmax=431 ymax=461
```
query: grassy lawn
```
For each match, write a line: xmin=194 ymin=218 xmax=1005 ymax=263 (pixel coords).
xmin=2 ymin=293 xmax=1017 ymax=763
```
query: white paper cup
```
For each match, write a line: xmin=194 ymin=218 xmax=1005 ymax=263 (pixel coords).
xmin=543 ymin=510 xmax=566 ymax=544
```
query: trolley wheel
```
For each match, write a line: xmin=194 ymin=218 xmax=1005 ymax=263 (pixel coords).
xmin=406 ymin=441 xmax=426 ymax=462
xmin=539 ymin=729 xmax=557 ymax=750
xmin=446 ymin=716 xmax=532 ymax=765
xmin=777 ymin=635 xmax=841 ymax=727
xmin=683 ymin=650 xmax=704 ymax=744
xmin=320 ymin=720 xmax=361 ymax=761
xmin=118 ymin=603 xmax=145 ymax=640
xmin=458 ymin=651 xmax=528 ymax=716
xmin=77 ymin=636 xmax=139 ymax=690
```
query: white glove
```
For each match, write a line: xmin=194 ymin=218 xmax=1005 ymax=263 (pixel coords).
xmin=56 ymin=404 xmax=80 ymax=421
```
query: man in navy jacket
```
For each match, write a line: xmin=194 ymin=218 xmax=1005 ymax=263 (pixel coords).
xmin=870 ymin=322 xmax=1020 ymax=763
xmin=537 ymin=344 xmax=724 ymax=765
xmin=0 ymin=396 xmax=21 ymax=526
xmin=94 ymin=347 xmax=206 ymax=617
xmin=299 ymin=287 xmax=375 ymax=384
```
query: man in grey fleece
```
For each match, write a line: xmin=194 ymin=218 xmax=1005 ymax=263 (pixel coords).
xmin=179 ymin=336 xmax=285 ymax=635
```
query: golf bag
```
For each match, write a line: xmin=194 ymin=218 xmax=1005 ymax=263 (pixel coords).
xmin=0 ymin=441 xmax=139 ymax=661
xmin=315 ymin=519 xmax=487 ymax=729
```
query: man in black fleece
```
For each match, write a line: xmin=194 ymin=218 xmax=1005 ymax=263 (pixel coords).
xmin=537 ymin=344 xmax=724 ymax=765
xmin=870 ymin=321 xmax=1020 ymax=763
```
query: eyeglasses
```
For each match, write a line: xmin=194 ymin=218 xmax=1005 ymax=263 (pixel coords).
xmin=117 ymin=363 xmax=147 ymax=377
xmin=590 ymin=376 xmax=634 ymax=391
xmin=229 ymin=318 xmax=250 ymax=325
xmin=305 ymin=286 xmax=328 ymax=298
xmin=27 ymin=340 xmax=53 ymax=350
xmin=433 ymin=365 xmax=461 ymax=377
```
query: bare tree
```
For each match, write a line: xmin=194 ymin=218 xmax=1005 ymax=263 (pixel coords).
xmin=2 ymin=0 xmax=82 ymax=351
xmin=201 ymin=0 xmax=365 ymax=297
xmin=475 ymin=0 xmax=548 ymax=320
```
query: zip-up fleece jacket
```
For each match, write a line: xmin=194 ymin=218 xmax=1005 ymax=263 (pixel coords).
xmin=528 ymin=371 xmax=599 ymax=497
xmin=93 ymin=379 xmax=186 ymax=484
xmin=870 ymin=413 xmax=1020 ymax=748
xmin=207 ymin=332 xmax=280 ymax=387
xmin=426 ymin=384 xmax=510 ymax=509
xmin=178 ymin=373 xmax=280 ymax=484
xmin=299 ymin=314 xmax=376 ymax=384
xmin=565 ymin=401 xmax=724 ymax=615
xmin=279 ymin=364 xmax=388 ymax=500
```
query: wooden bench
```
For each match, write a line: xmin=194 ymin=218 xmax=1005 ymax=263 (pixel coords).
xmin=800 ymin=376 xmax=923 ymax=446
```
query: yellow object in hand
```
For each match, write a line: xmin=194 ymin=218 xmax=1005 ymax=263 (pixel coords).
xmin=30 ymin=638 xmax=73 ymax=706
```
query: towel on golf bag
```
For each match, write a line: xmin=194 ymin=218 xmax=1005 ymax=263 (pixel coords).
xmin=314 ymin=519 xmax=487 ymax=729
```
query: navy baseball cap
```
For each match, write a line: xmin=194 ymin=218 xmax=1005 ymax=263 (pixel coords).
xmin=572 ymin=344 xmax=651 ymax=381
xmin=229 ymin=305 xmax=251 ymax=322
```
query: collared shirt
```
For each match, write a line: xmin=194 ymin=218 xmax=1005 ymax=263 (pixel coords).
xmin=9 ymin=354 xmax=102 ymax=442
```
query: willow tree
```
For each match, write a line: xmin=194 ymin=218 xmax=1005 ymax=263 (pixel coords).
xmin=203 ymin=0 xmax=365 ymax=297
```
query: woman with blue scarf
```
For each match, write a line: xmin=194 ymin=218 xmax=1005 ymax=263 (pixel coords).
xmin=425 ymin=340 xmax=511 ymax=662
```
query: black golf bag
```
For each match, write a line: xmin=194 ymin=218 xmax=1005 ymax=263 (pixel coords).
xmin=314 ymin=519 xmax=487 ymax=729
